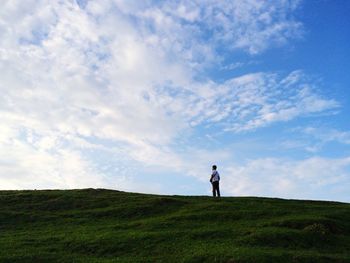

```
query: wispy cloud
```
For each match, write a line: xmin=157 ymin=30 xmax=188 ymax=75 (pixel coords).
xmin=0 ymin=0 xmax=343 ymax=194
xmin=223 ymin=156 xmax=350 ymax=201
xmin=280 ymin=126 xmax=350 ymax=153
xmin=302 ymin=127 xmax=350 ymax=145
xmin=171 ymin=71 xmax=339 ymax=132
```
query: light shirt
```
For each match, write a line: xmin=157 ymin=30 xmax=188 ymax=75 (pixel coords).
xmin=211 ymin=170 xmax=220 ymax=182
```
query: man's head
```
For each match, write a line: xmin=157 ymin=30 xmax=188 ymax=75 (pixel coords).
xmin=212 ymin=165 xmax=217 ymax=170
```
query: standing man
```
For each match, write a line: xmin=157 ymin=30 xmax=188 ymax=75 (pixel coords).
xmin=210 ymin=165 xmax=220 ymax=197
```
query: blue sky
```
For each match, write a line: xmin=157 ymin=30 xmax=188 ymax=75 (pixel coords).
xmin=0 ymin=0 xmax=350 ymax=201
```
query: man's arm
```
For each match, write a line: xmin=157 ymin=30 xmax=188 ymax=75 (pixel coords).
xmin=209 ymin=174 xmax=214 ymax=183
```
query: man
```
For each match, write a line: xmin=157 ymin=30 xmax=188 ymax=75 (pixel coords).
xmin=210 ymin=165 xmax=220 ymax=197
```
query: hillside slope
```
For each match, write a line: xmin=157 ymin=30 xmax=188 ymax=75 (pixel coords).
xmin=0 ymin=189 xmax=349 ymax=262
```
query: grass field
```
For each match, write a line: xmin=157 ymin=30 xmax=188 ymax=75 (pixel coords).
xmin=0 ymin=189 xmax=350 ymax=262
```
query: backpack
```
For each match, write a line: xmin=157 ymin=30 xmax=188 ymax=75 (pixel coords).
xmin=214 ymin=171 xmax=220 ymax=181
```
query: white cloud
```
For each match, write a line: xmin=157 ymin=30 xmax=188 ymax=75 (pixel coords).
xmin=223 ymin=156 xmax=350 ymax=201
xmin=140 ymin=0 xmax=303 ymax=55
xmin=0 ymin=130 xmax=108 ymax=189
xmin=0 ymin=0 xmax=342 ymax=194
xmin=280 ymin=126 xmax=350 ymax=153
xmin=302 ymin=127 xmax=350 ymax=145
xmin=182 ymin=71 xmax=338 ymax=132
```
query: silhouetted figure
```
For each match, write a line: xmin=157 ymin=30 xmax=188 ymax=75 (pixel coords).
xmin=210 ymin=165 xmax=220 ymax=197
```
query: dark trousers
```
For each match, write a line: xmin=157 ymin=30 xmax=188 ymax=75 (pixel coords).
xmin=212 ymin=181 xmax=220 ymax=197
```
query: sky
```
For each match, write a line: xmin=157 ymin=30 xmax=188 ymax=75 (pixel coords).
xmin=1 ymin=0 xmax=350 ymax=202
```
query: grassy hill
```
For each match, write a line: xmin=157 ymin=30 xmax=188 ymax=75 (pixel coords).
xmin=0 ymin=189 xmax=350 ymax=262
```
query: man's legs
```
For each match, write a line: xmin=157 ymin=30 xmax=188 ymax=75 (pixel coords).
xmin=213 ymin=181 xmax=220 ymax=197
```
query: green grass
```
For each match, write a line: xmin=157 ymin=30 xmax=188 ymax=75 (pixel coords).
xmin=0 ymin=189 xmax=350 ymax=262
